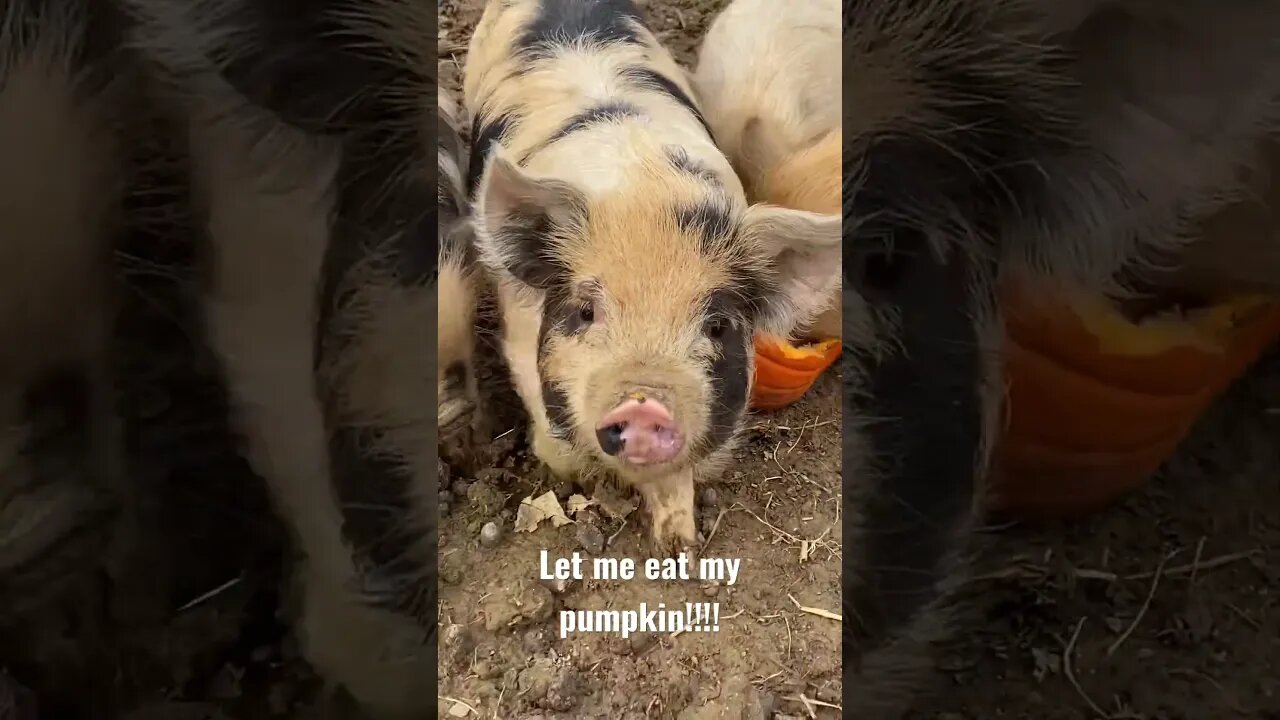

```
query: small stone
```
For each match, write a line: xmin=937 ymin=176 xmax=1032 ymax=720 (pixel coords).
xmin=483 ymin=582 xmax=556 ymax=630
xmin=543 ymin=667 xmax=581 ymax=712
xmin=702 ymin=584 xmax=718 ymax=598
xmin=452 ymin=479 xmax=472 ymax=498
xmin=700 ymin=487 xmax=718 ymax=507
xmin=476 ymin=659 xmax=504 ymax=680
xmin=627 ymin=633 xmax=658 ymax=655
xmin=540 ymin=576 xmax=575 ymax=594
xmin=523 ymin=627 xmax=550 ymax=653
xmin=466 ymin=481 xmax=504 ymax=515
xmin=440 ymin=564 xmax=462 ymax=585
xmin=442 ymin=623 xmax=475 ymax=669
xmin=576 ymin=521 xmax=605 ymax=554
xmin=480 ymin=520 xmax=503 ymax=547
xmin=517 ymin=659 xmax=555 ymax=700
xmin=439 ymin=490 xmax=454 ymax=508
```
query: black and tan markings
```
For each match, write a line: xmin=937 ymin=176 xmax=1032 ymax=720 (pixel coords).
xmin=465 ymin=0 xmax=717 ymax=196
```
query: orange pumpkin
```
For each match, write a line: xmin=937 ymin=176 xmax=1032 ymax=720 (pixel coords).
xmin=750 ymin=334 xmax=842 ymax=410
xmin=990 ymin=277 xmax=1280 ymax=519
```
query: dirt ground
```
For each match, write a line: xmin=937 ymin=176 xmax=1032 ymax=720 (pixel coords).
xmin=908 ymin=347 xmax=1280 ymax=720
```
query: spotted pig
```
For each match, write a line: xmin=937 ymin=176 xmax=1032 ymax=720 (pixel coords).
xmin=463 ymin=0 xmax=842 ymax=555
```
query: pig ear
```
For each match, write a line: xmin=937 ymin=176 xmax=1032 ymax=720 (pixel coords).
xmin=473 ymin=149 xmax=587 ymax=288
xmin=741 ymin=204 xmax=843 ymax=336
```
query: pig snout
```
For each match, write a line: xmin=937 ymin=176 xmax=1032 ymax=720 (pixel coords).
xmin=594 ymin=396 xmax=683 ymax=465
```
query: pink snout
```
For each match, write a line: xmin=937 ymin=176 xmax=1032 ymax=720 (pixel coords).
xmin=594 ymin=397 xmax=683 ymax=465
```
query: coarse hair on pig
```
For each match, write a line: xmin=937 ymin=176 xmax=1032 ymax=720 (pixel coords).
xmin=0 ymin=0 xmax=131 ymax=622
xmin=693 ymin=0 xmax=843 ymax=340
xmin=464 ymin=0 xmax=841 ymax=554
xmin=839 ymin=0 xmax=1280 ymax=716
xmin=120 ymin=0 xmax=443 ymax=716
xmin=436 ymin=88 xmax=486 ymax=468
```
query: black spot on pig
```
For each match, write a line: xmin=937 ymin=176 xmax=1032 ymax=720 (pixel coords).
xmin=208 ymin=0 xmax=399 ymax=135
xmin=700 ymin=290 xmax=752 ymax=453
xmin=666 ymin=147 xmax=721 ymax=185
xmin=532 ymin=280 xmax=586 ymax=438
xmin=676 ymin=200 xmax=735 ymax=250
xmin=619 ymin=66 xmax=715 ymax=141
xmin=521 ymin=101 xmax=644 ymax=162
xmin=467 ymin=112 xmax=516 ymax=197
xmin=517 ymin=0 xmax=646 ymax=58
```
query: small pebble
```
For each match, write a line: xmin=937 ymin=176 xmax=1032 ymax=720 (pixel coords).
xmin=544 ymin=667 xmax=581 ymax=711
xmin=541 ymin=577 xmax=575 ymax=594
xmin=452 ymin=479 xmax=472 ymax=498
xmin=480 ymin=520 xmax=503 ymax=547
xmin=523 ymin=627 xmax=549 ymax=653
xmin=439 ymin=490 xmax=454 ymax=507
xmin=627 ymin=633 xmax=658 ymax=655
xmin=576 ymin=522 xmax=605 ymax=554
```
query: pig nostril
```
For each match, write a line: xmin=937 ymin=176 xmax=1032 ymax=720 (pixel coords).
xmin=596 ymin=423 xmax=626 ymax=456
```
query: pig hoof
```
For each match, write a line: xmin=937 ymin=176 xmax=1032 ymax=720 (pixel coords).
xmin=649 ymin=514 xmax=698 ymax=560
xmin=437 ymin=392 xmax=476 ymax=442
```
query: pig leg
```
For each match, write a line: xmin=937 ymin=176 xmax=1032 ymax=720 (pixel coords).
xmin=497 ymin=282 xmax=583 ymax=481
xmin=0 ymin=2 xmax=123 ymax=612
xmin=529 ymin=420 xmax=582 ymax=482
xmin=186 ymin=105 xmax=433 ymax=718
xmin=437 ymin=249 xmax=483 ymax=466
xmin=634 ymin=468 xmax=699 ymax=557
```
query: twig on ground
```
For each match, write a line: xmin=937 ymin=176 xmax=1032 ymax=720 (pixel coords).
xmin=788 ymin=593 xmax=841 ymax=622
xmin=606 ymin=518 xmax=628 ymax=547
xmin=1187 ymin=537 xmax=1206 ymax=587
xmin=1107 ymin=551 xmax=1176 ymax=657
xmin=971 ymin=549 xmax=1258 ymax=584
xmin=1062 ymin=618 xmax=1109 ymax=719
xmin=439 ymin=696 xmax=478 ymax=716
xmin=700 ymin=508 xmax=728 ymax=552
xmin=177 ymin=575 xmax=242 ymax=612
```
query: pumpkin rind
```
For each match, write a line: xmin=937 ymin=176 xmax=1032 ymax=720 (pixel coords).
xmin=992 ymin=280 xmax=1280 ymax=519
xmin=750 ymin=335 xmax=842 ymax=410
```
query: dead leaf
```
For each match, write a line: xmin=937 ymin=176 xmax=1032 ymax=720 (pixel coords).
xmin=514 ymin=491 xmax=572 ymax=533
xmin=567 ymin=493 xmax=596 ymax=515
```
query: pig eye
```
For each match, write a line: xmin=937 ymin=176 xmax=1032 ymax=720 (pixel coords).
xmin=704 ymin=316 xmax=729 ymax=340
xmin=577 ymin=301 xmax=595 ymax=324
